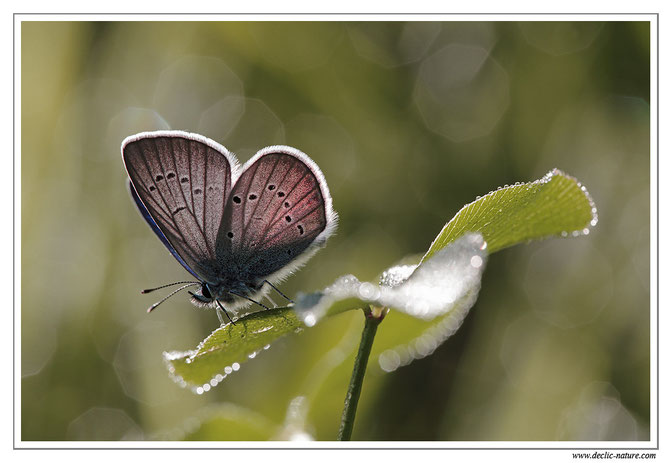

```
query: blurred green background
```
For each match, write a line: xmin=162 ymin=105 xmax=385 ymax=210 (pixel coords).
xmin=21 ymin=20 xmax=651 ymax=441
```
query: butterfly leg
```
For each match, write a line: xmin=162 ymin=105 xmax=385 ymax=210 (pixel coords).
xmin=264 ymin=294 xmax=278 ymax=308
xmin=215 ymin=306 xmax=226 ymax=325
xmin=215 ymin=300 xmax=235 ymax=325
xmin=263 ymin=280 xmax=295 ymax=304
xmin=227 ymin=291 xmax=272 ymax=311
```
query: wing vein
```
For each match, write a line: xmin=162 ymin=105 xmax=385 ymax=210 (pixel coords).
xmin=151 ymin=138 xmax=210 ymax=259
xmin=135 ymin=144 xmax=174 ymax=222
xmin=202 ymin=142 xmax=213 ymax=255
xmin=241 ymin=155 xmax=282 ymax=246
xmin=258 ymin=170 xmax=313 ymax=242
xmin=263 ymin=202 xmax=323 ymax=244
xmin=235 ymin=160 xmax=261 ymax=253
xmin=138 ymin=140 xmax=208 ymax=263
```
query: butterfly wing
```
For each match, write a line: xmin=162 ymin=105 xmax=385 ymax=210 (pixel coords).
xmin=216 ymin=146 xmax=337 ymax=282
xmin=127 ymin=179 xmax=200 ymax=279
xmin=122 ymin=131 xmax=238 ymax=282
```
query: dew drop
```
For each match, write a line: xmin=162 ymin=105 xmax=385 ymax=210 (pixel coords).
xmin=304 ymin=313 xmax=317 ymax=327
xmin=232 ymin=363 xmax=240 ymax=371
xmin=470 ymin=255 xmax=483 ymax=268
xmin=358 ymin=282 xmax=380 ymax=301
xmin=379 ymin=350 xmax=401 ymax=373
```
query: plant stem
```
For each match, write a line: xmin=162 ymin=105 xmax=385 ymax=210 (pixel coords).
xmin=337 ymin=308 xmax=383 ymax=441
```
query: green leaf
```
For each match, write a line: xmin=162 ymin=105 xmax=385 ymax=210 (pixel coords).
xmin=294 ymin=284 xmax=370 ymax=327
xmin=293 ymin=170 xmax=598 ymax=373
xmin=163 ymin=169 xmax=598 ymax=391
xmin=294 ymin=233 xmax=487 ymax=325
xmin=370 ymin=294 xmax=476 ymax=372
xmin=422 ymin=168 xmax=598 ymax=261
xmin=164 ymin=307 xmax=302 ymax=391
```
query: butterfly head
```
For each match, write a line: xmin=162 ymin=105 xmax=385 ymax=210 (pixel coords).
xmin=189 ymin=280 xmax=267 ymax=309
xmin=190 ymin=282 xmax=219 ymax=306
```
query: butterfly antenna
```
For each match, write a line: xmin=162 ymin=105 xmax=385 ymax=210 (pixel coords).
xmin=215 ymin=300 xmax=235 ymax=325
xmin=146 ymin=283 xmax=201 ymax=313
xmin=227 ymin=290 xmax=272 ymax=311
xmin=263 ymin=280 xmax=294 ymax=304
xmin=141 ymin=281 xmax=199 ymax=294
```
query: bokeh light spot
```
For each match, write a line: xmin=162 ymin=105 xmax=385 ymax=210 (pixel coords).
xmin=519 ymin=22 xmax=604 ymax=56
xmin=415 ymin=44 xmax=510 ymax=142
xmin=153 ymin=55 xmax=243 ymax=131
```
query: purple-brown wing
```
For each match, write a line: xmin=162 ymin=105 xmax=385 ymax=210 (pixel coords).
xmin=216 ymin=151 xmax=328 ymax=278
xmin=122 ymin=133 xmax=233 ymax=281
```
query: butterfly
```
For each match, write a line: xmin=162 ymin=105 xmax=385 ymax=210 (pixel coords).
xmin=121 ymin=130 xmax=337 ymax=324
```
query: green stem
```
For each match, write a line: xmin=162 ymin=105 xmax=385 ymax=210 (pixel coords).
xmin=337 ymin=308 xmax=383 ymax=441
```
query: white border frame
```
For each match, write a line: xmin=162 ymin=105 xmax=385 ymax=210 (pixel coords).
xmin=12 ymin=12 xmax=660 ymax=454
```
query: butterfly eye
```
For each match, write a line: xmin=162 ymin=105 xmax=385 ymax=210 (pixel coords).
xmin=201 ymin=284 xmax=212 ymax=299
